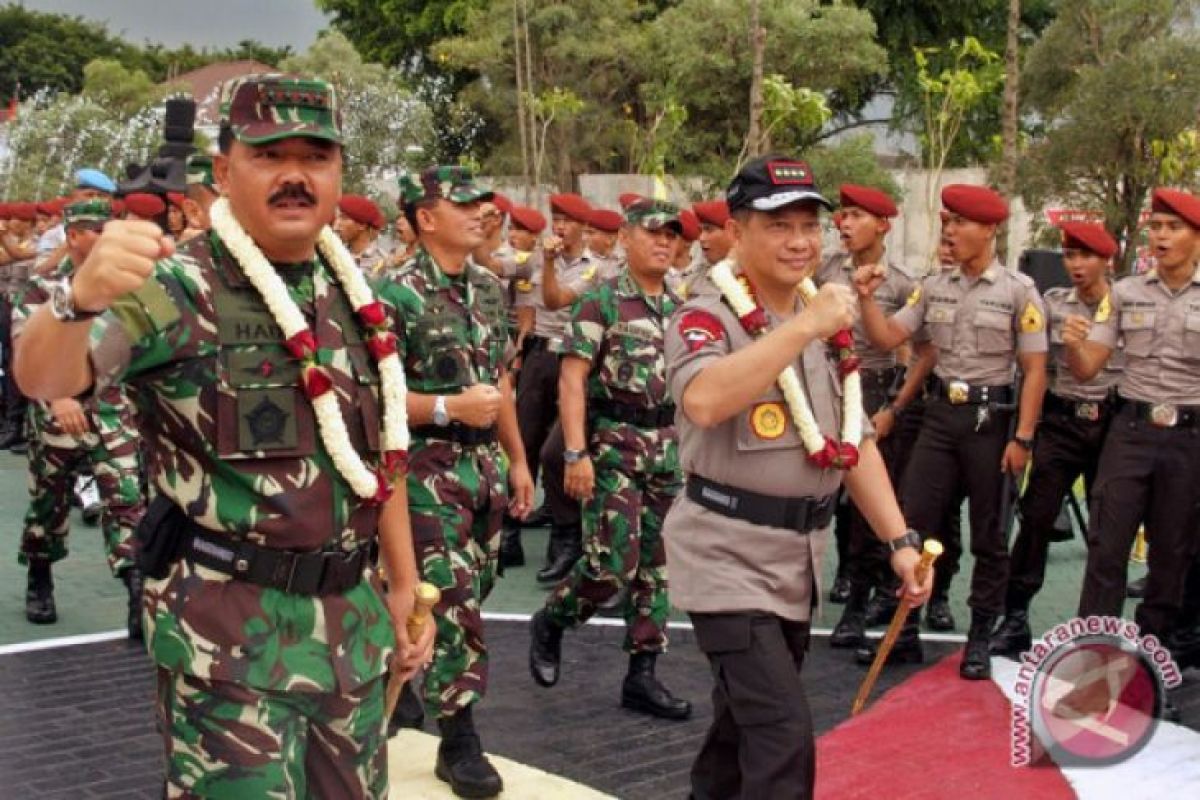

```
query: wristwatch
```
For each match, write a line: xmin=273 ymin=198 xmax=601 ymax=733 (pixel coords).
xmin=563 ymin=448 xmax=589 ymax=465
xmin=887 ymin=529 xmax=922 ymax=554
xmin=432 ymin=395 xmax=450 ymax=426
xmin=1013 ymin=435 xmax=1034 ymax=451
xmin=48 ymin=278 xmax=102 ymax=323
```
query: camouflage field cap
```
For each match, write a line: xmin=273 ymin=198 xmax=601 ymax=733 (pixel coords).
xmin=398 ymin=165 xmax=493 ymax=206
xmin=624 ymin=197 xmax=683 ymax=234
xmin=220 ymin=73 xmax=342 ymax=145
xmin=186 ymin=155 xmax=215 ymax=188
xmin=63 ymin=199 xmax=112 ymax=228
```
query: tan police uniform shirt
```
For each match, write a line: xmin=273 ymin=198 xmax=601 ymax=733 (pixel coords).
xmin=817 ymin=252 xmax=916 ymax=372
xmin=662 ymin=283 xmax=873 ymax=622
xmin=1044 ymin=286 xmax=1122 ymax=402
xmin=524 ymin=249 xmax=610 ymax=348
xmin=1086 ymin=265 xmax=1200 ymax=406
xmin=890 ymin=260 xmax=1048 ymax=385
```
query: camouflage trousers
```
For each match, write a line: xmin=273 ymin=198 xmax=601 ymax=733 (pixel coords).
xmin=156 ymin=667 xmax=388 ymax=799
xmin=19 ymin=394 xmax=145 ymax=576
xmin=407 ymin=441 xmax=507 ymax=719
xmin=545 ymin=427 xmax=681 ymax=653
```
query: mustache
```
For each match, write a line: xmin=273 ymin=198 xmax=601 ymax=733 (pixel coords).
xmin=268 ymin=183 xmax=317 ymax=206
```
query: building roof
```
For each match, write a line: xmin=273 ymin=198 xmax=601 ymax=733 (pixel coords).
xmin=166 ymin=60 xmax=276 ymax=126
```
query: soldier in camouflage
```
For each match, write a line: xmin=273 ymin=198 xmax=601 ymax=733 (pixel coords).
xmin=378 ymin=165 xmax=534 ymax=799
xmin=13 ymin=199 xmax=147 ymax=638
xmin=529 ymin=198 xmax=692 ymax=721
xmin=15 ymin=74 xmax=433 ymax=798
xmin=0 ymin=201 xmax=38 ymax=452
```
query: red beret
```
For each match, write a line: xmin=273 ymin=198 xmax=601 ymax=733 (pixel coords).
xmin=618 ymin=192 xmax=644 ymax=210
xmin=491 ymin=193 xmax=512 ymax=215
xmin=941 ymin=184 xmax=1008 ymax=224
xmin=839 ymin=184 xmax=898 ymax=218
xmin=1151 ymin=188 xmax=1200 ymax=229
xmin=10 ymin=202 xmax=37 ymax=221
xmin=678 ymin=209 xmax=701 ymax=242
xmin=36 ymin=200 xmax=63 ymax=217
xmin=1059 ymin=222 xmax=1117 ymax=259
xmin=110 ymin=199 xmax=125 ymax=217
xmin=337 ymin=195 xmax=385 ymax=229
xmin=509 ymin=205 xmax=547 ymax=234
xmin=124 ymin=193 xmax=166 ymax=218
xmin=692 ymin=199 xmax=729 ymax=228
xmin=166 ymin=192 xmax=185 ymax=208
xmin=549 ymin=193 xmax=592 ymax=222
xmin=587 ymin=209 xmax=622 ymax=233
xmin=0 ymin=203 xmax=8 ymax=218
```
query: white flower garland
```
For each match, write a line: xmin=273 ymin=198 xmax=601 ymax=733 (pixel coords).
xmin=209 ymin=197 xmax=409 ymax=500
xmin=710 ymin=259 xmax=863 ymax=469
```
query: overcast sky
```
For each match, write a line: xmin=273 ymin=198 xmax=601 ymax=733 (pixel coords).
xmin=17 ymin=0 xmax=330 ymax=51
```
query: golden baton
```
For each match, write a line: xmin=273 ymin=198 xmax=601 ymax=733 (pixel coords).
xmin=851 ymin=540 xmax=942 ymax=716
xmin=384 ymin=582 xmax=441 ymax=719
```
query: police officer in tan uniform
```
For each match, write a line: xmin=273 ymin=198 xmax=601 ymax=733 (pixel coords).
xmin=1067 ymin=189 xmax=1200 ymax=679
xmin=858 ymin=184 xmax=1048 ymax=680
xmin=664 ymin=155 xmax=931 ymax=799
xmin=990 ymin=221 xmax=1123 ymax=657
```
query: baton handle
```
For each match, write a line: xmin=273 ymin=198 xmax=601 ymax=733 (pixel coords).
xmin=384 ymin=582 xmax=441 ymax=720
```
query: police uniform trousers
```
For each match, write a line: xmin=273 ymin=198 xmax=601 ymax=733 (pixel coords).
xmin=1077 ymin=402 xmax=1200 ymax=640
xmin=900 ymin=397 xmax=1013 ymax=615
xmin=539 ymin=421 xmax=581 ymax=528
xmin=0 ymin=293 xmax=28 ymax=433
xmin=516 ymin=341 xmax=569 ymax=514
xmin=689 ymin=613 xmax=814 ymax=800
xmin=1006 ymin=396 xmax=1108 ymax=609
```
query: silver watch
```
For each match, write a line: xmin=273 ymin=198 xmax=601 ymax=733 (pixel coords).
xmin=49 ymin=278 xmax=101 ymax=323
xmin=563 ymin=448 xmax=588 ymax=464
xmin=432 ymin=395 xmax=450 ymax=426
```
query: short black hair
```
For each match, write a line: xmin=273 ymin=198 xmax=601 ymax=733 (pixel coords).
xmin=402 ymin=198 xmax=438 ymax=237
xmin=218 ymin=124 xmax=235 ymax=155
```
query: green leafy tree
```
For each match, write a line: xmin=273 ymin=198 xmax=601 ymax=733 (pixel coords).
xmin=81 ymin=59 xmax=176 ymax=115
xmin=803 ymin=133 xmax=902 ymax=202
xmin=1019 ymin=0 xmax=1200 ymax=272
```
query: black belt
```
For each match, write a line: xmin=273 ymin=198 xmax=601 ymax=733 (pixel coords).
xmin=1043 ymin=392 xmax=1111 ymax=423
xmin=591 ymin=398 xmax=675 ymax=428
xmin=929 ymin=375 xmax=1014 ymax=406
xmin=1119 ymin=397 xmax=1200 ymax=428
xmin=411 ymin=423 xmax=498 ymax=445
xmin=686 ymin=474 xmax=836 ymax=533
xmin=523 ymin=334 xmax=555 ymax=354
xmin=184 ymin=522 xmax=374 ymax=596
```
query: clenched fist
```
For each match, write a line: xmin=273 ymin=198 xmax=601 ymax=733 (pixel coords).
xmin=72 ymin=220 xmax=174 ymax=313
xmin=852 ymin=263 xmax=886 ymax=299
xmin=804 ymin=282 xmax=856 ymax=340
xmin=1061 ymin=314 xmax=1092 ymax=348
xmin=447 ymin=384 xmax=502 ymax=428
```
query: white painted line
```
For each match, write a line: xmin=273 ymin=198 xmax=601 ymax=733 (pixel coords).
xmin=0 ymin=629 xmax=127 ymax=655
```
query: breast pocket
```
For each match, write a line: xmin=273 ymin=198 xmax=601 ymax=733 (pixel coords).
xmin=216 ymin=345 xmax=316 ymax=460
xmin=1183 ymin=314 xmax=1200 ymax=360
xmin=975 ymin=310 xmax=1013 ymax=355
xmin=925 ymin=304 xmax=957 ymax=350
xmin=602 ymin=329 xmax=659 ymax=396
xmin=735 ymin=388 xmax=803 ymax=454
xmin=1119 ymin=312 xmax=1156 ymax=358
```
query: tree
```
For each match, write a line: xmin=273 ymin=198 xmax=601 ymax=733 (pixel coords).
xmin=281 ymin=32 xmax=435 ymax=193
xmin=1019 ymin=0 xmax=1200 ymax=272
xmin=81 ymin=59 xmax=176 ymax=115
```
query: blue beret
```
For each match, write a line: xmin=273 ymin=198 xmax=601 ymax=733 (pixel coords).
xmin=74 ymin=168 xmax=116 ymax=194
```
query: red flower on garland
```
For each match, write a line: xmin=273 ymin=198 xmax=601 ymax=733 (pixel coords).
xmin=369 ymin=470 xmax=394 ymax=505
xmin=285 ymin=330 xmax=318 ymax=360
xmin=806 ymin=436 xmax=860 ymax=470
xmin=382 ymin=449 xmax=409 ymax=478
xmin=739 ymin=307 xmax=769 ymax=336
xmin=831 ymin=330 xmax=854 ymax=351
xmin=367 ymin=332 xmax=398 ymax=361
xmin=837 ymin=442 xmax=860 ymax=468
xmin=301 ymin=365 xmax=333 ymax=399
xmin=838 ymin=355 xmax=862 ymax=378
xmin=357 ymin=301 xmax=388 ymax=328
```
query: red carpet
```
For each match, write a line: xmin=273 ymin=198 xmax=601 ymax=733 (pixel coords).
xmin=816 ymin=652 xmax=1075 ymax=799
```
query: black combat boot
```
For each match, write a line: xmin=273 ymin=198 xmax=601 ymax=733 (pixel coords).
xmin=830 ymin=582 xmax=869 ymax=648
xmin=121 ymin=566 xmax=144 ymax=641
xmin=864 ymin=586 xmax=899 ymax=628
xmin=387 ymin=680 xmax=425 ymax=735
xmin=529 ymin=609 xmax=564 ymax=687
xmin=498 ymin=519 xmax=524 ymax=570
xmin=925 ymin=593 xmax=956 ymax=631
xmin=960 ymin=611 xmax=998 ymax=680
xmin=435 ymin=706 xmax=503 ymax=799
xmin=536 ymin=523 xmax=581 ymax=583
xmin=989 ymin=607 xmax=1032 ymax=658
xmin=25 ymin=560 xmax=57 ymax=624
xmin=855 ymin=608 xmax=923 ymax=666
xmin=621 ymin=652 xmax=692 ymax=720
xmin=829 ymin=574 xmax=852 ymax=604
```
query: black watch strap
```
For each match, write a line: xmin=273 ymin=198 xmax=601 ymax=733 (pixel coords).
xmin=887 ymin=530 xmax=922 ymax=554
xmin=1013 ymin=435 xmax=1034 ymax=451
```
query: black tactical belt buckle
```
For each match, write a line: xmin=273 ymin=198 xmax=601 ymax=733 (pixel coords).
xmin=1076 ymin=401 xmax=1101 ymax=422
xmin=947 ymin=380 xmax=971 ymax=405
xmin=1150 ymin=403 xmax=1179 ymax=428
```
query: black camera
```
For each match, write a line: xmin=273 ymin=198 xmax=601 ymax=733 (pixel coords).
xmin=118 ymin=96 xmax=197 ymax=197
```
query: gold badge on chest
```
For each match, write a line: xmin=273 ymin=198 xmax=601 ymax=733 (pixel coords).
xmin=750 ymin=402 xmax=787 ymax=440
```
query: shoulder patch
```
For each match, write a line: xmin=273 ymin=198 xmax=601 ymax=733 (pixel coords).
xmin=905 ymin=285 xmax=922 ymax=307
xmin=678 ymin=309 xmax=725 ymax=352
xmin=1043 ymin=286 xmax=1068 ymax=299
xmin=1020 ymin=300 xmax=1045 ymax=334
xmin=1094 ymin=292 xmax=1112 ymax=324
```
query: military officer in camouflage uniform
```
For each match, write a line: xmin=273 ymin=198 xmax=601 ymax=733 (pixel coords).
xmin=178 ymin=155 xmax=219 ymax=243
xmin=0 ymin=202 xmax=38 ymax=451
xmin=16 ymin=74 xmax=433 ymax=798
xmin=380 ymin=165 xmax=534 ymax=799
xmin=858 ymin=183 xmax=1048 ymax=681
xmin=662 ymin=156 xmax=931 ymax=798
xmin=990 ymin=221 xmax=1123 ymax=657
xmin=529 ymin=198 xmax=691 ymax=720
xmin=13 ymin=199 xmax=147 ymax=637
